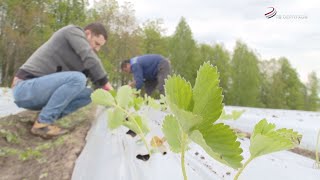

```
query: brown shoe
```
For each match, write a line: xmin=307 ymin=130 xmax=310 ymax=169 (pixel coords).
xmin=31 ymin=121 xmax=68 ymax=139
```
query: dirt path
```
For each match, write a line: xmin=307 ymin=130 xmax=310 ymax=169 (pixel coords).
xmin=0 ymin=105 xmax=96 ymax=180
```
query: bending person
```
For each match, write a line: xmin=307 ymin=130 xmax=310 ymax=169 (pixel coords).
xmin=121 ymin=54 xmax=171 ymax=96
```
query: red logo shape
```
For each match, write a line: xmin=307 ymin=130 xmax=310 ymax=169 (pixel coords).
xmin=265 ymin=7 xmax=277 ymax=19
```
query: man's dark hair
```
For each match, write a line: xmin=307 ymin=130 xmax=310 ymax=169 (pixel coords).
xmin=84 ymin=22 xmax=108 ymax=40
xmin=121 ymin=59 xmax=130 ymax=69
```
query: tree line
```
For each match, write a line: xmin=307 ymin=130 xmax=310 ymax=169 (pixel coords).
xmin=0 ymin=0 xmax=319 ymax=111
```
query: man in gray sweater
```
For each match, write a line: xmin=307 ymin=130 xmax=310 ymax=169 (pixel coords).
xmin=11 ymin=23 xmax=113 ymax=138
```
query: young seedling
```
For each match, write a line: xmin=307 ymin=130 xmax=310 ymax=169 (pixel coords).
xmin=0 ymin=129 xmax=20 ymax=144
xmin=143 ymin=94 xmax=167 ymax=111
xmin=91 ymin=85 xmax=151 ymax=155
xmin=219 ymin=109 xmax=245 ymax=120
xmin=162 ymin=63 xmax=243 ymax=180
xmin=234 ymin=119 xmax=302 ymax=180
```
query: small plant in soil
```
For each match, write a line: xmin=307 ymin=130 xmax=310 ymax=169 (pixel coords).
xmin=91 ymin=86 xmax=152 ymax=155
xmin=0 ymin=129 xmax=20 ymax=144
xmin=234 ymin=119 xmax=302 ymax=180
xmin=92 ymin=62 xmax=303 ymax=180
xmin=162 ymin=62 xmax=302 ymax=180
xmin=162 ymin=63 xmax=243 ymax=180
xmin=219 ymin=109 xmax=245 ymax=120
xmin=0 ymin=136 xmax=65 ymax=161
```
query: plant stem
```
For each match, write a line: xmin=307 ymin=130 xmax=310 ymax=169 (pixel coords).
xmin=316 ymin=129 xmax=320 ymax=168
xmin=134 ymin=120 xmax=150 ymax=154
xmin=234 ymin=156 xmax=254 ymax=180
xmin=115 ymin=104 xmax=151 ymax=155
xmin=181 ymin=133 xmax=188 ymax=180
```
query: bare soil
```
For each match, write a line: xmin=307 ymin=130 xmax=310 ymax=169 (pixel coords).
xmin=0 ymin=105 xmax=96 ymax=180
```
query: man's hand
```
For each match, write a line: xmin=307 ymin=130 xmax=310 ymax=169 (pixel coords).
xmin=103 ymin=82 xmax=114 ymax=91
xmin=128 ymin=81 xmax=136 ymax=88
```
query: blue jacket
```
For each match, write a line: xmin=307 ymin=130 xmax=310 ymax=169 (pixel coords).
xmin=130 ymin=54 xmax=165 ymax=89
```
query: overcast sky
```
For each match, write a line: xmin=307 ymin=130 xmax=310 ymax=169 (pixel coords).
xmin=93 ymin=0 xmax=320 ymax=82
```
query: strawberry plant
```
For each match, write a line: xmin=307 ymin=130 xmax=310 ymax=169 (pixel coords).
xmin=91 ymin=85 xmax=151 ymax=154
xmin=91 ymin=62 xmax=302 ymax=180
xmin=162 ymin=63 xmax=243 ymax=180
xmin=162 ymin=62 xmax=302 ymax=180
xmin=234 ymin=119 xmax=302 ymax=179
xmin=219 ymin=109 xmax=245 ymax=120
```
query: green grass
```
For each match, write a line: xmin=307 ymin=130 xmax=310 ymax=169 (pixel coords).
xmin=0 ymin=129 xmax=20 ymax=144
xmin=56 ymin=105 xmax=94 ymax=129
xmin=0 ymin=136 xmax=65 ymax=161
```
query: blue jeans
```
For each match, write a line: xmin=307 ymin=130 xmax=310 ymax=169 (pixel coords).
xmin=13 ymin=71 xmax=92 ymax=124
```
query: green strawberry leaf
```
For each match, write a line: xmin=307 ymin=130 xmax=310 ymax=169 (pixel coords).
xmin=251 ymin=119 xmax=276 ymax=136
xmin=109 ymin=89 xmax=117 ymax=98
xmin=190 ymin=123 xmax=243 ymax=169
xmin=132 ymin=96 xmax=144 ymax=111
xmin=107 ymin=107 xmax=125 ymax=129
xmin=250 ymin=119 xmax=302 ymax=158
xmin=232 ymin=110 xmax=245 ymax=120
xmin=162 ymin=115 xmax=183 ymax=153
xmin=168 ymin=102 xmax=203 ymax=133
xmin=219 ymin=110 xmax=245 ymax=121
xmin=146 ymin=96 xmax=161 ymax=110
xmin=91 ymin=89 xmax=115 ymax=107
xmin=124 ymin=115 xmax=149 ymax=135
xmin=219 ymin=110 xmax=233 ymax=120
xmin=165 ymin=75 xmax=193 ymax=111
xmin=163 ymin=62 xmax=244 ymax=171
xmin=193 ymin=63 xmax=223 ymax=126
xmin=116 ymin=85 xmax=133 ymax=108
